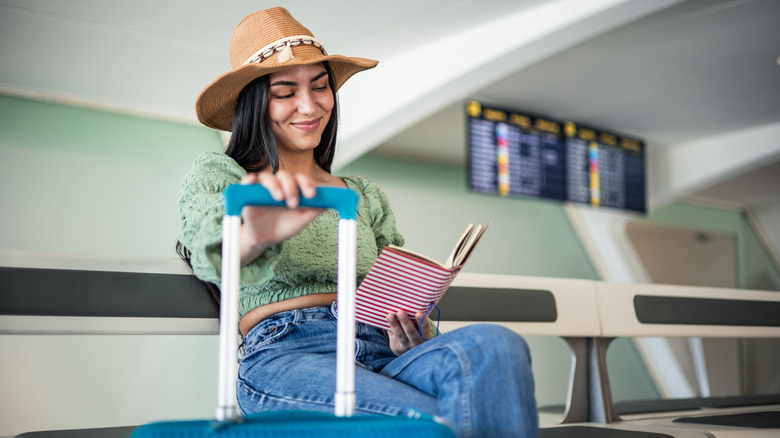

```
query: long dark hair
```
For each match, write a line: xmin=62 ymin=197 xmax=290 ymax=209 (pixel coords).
xmin=178 ymin=62 xmax=340 ymax=308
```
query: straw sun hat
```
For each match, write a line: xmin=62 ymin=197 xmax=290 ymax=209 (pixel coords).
xmin=195 ymin=7 xmax=378 ymax=131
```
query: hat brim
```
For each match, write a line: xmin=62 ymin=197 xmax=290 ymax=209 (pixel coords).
xmin=196 ymin=46 xmax=378 ymax=131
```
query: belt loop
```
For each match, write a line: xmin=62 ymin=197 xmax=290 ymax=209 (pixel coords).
xmin=238 ymin=337 xmax=246 ymax=358
xmin=292 ymin=308 xmax=302 ymax=324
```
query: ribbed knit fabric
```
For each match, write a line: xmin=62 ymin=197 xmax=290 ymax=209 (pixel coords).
xmin=178 ymin=152 xmax=404 ymax=319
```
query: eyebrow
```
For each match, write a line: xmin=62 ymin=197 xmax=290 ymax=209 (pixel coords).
xmin=270 ymin=71 xmax=329 ymax=87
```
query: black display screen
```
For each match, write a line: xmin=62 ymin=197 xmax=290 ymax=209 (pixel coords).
xmin=466 ymin=101 xmax=646 ymax=213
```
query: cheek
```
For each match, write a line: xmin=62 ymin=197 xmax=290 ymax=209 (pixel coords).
xmin=322 ymin=93 xmax=334 ymax=111
xmin=268 ymin=101 xmax=292 ymax=126
xmin=319 ymin=94 xmax=335 ymax=122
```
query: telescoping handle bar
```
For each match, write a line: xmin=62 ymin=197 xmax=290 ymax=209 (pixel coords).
xmin=223 ymin=184 xmax=358 ymax=219
xmin=218 ymin=184 xmax=359 ymax=422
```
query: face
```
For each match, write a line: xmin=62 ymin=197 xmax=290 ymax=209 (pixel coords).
xmin=267 ymin=63 xmax=334 ymax=156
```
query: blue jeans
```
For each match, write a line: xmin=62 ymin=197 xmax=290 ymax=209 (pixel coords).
xmin=237 ymin=303 xmax=539 ymax=438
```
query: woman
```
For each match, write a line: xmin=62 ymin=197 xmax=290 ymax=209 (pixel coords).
xmin=178 ymin=7 xmax=538 ymax=438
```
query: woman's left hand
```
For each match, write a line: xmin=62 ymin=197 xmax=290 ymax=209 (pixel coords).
xmin=387 ymin=310 xmax=430 ymax=355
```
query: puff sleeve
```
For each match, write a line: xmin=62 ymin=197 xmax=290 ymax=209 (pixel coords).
xmin=348 ymin=176 xmax=405 ymax=250
xmin=177 ymin=152 xmax=282 ymax=286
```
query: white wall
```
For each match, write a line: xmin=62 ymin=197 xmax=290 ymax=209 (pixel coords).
xmin=0 ymin=335 xmax=218 ymax=436
xmin=0 ymin=95 xmax=222 ymax=260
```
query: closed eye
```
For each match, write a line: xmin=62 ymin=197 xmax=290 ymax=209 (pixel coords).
xmin=269 ymin=70 xmax=329 ymax=98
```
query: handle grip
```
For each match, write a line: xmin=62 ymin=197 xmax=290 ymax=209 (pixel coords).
xmin=223 ymin=183 xmax=358 ymax=220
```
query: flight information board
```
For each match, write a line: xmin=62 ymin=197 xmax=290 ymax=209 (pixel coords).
xmin=466 ymin=100 xmax=646 ymax=213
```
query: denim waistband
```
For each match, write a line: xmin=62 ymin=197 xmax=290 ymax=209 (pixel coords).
xmin=245 ymin=301 xmax=338 ymax=339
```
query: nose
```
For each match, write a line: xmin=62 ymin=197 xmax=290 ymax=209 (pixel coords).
xmin=296 ymin=90 xmax=316 ymax=116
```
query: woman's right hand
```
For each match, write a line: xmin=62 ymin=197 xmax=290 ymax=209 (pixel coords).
xmin=238 ymin=170 xmax=323 ymax=265
xmin=387 ymin=310 xmax=430 ymax=355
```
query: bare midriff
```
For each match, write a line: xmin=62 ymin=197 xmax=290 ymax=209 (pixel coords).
xmin=238 ymin=293 xmax=338 ymax=337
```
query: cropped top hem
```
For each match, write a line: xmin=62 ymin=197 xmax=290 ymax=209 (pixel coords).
xmin=239 ymin=284 xmax=338 ymax=319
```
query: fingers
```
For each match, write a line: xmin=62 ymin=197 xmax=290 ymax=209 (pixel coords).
xmin=416 ymin=311 xmax=432 ymax=338
xmin=387 ymin=312 xmax=402 ymax=334
xmin=245 ymin=170 xmax=317 ymax=208
xmin=257 ymin=170 xmax=295 ymax=206
xmin=397 ymin=312 xmax=421 ymax=340
xmin=387 ymin=311 xmax=426 ymax=354
xmin=295 ymin=173 xmax=317 ymax=199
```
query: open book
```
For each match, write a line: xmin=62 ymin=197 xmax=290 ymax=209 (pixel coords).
xmin=355 ymin=223 xmax=489 ymax=330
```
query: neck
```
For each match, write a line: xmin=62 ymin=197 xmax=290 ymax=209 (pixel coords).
xmin=279 ymin=152 xmax=322 ymax=177
xmin=278 ymin=151 xmax=343 ymax=187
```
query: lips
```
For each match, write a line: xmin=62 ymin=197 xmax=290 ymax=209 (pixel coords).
xmin=291 ymin=118 xmax=321 ymax=132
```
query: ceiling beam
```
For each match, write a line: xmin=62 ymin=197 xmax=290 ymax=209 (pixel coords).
xmin=335 ymin=0 xmax=683 ymax=169
xmin=649 ymin=121 xmax=780 ymax=210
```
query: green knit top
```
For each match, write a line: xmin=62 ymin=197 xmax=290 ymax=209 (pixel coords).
xmin=177 ymin=152 xmax=405 ymax=320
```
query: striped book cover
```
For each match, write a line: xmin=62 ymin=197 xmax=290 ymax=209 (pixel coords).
xmin=355 ymin=224 xmax=489 ymax=330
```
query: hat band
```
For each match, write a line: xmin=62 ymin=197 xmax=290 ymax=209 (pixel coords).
xmin=242 ymin=35 xmax=328 ymax=66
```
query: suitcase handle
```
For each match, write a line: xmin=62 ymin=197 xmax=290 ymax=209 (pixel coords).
xmin=219 ymin=182 xmax=359 ymax=420
xmin=223 ymin=184 xmax=358 ymax=219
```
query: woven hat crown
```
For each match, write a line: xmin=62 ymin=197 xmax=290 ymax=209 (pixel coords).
xmin=229 ymin=8 xmax=313 ymax=68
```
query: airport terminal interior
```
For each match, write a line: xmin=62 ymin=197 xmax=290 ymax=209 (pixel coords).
xmin=1 ymin=0 xmax=779 ymax=437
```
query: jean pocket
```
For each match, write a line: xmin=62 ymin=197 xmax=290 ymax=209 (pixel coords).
xmin=241 ymin=321 xmax=293 ymax=359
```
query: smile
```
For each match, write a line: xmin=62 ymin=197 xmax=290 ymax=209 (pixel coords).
xmin=291 ymin=119 xmax=321 ymax=132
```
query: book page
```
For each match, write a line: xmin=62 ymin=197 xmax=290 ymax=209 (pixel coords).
xmin=453 ymin=223 xmax=489 ymax=267
xmin=445 ymin=224 xmax=475 ymax=268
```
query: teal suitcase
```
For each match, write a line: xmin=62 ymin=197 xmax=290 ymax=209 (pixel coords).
xmin=131 ymin=184 xmax=455 ymax=438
